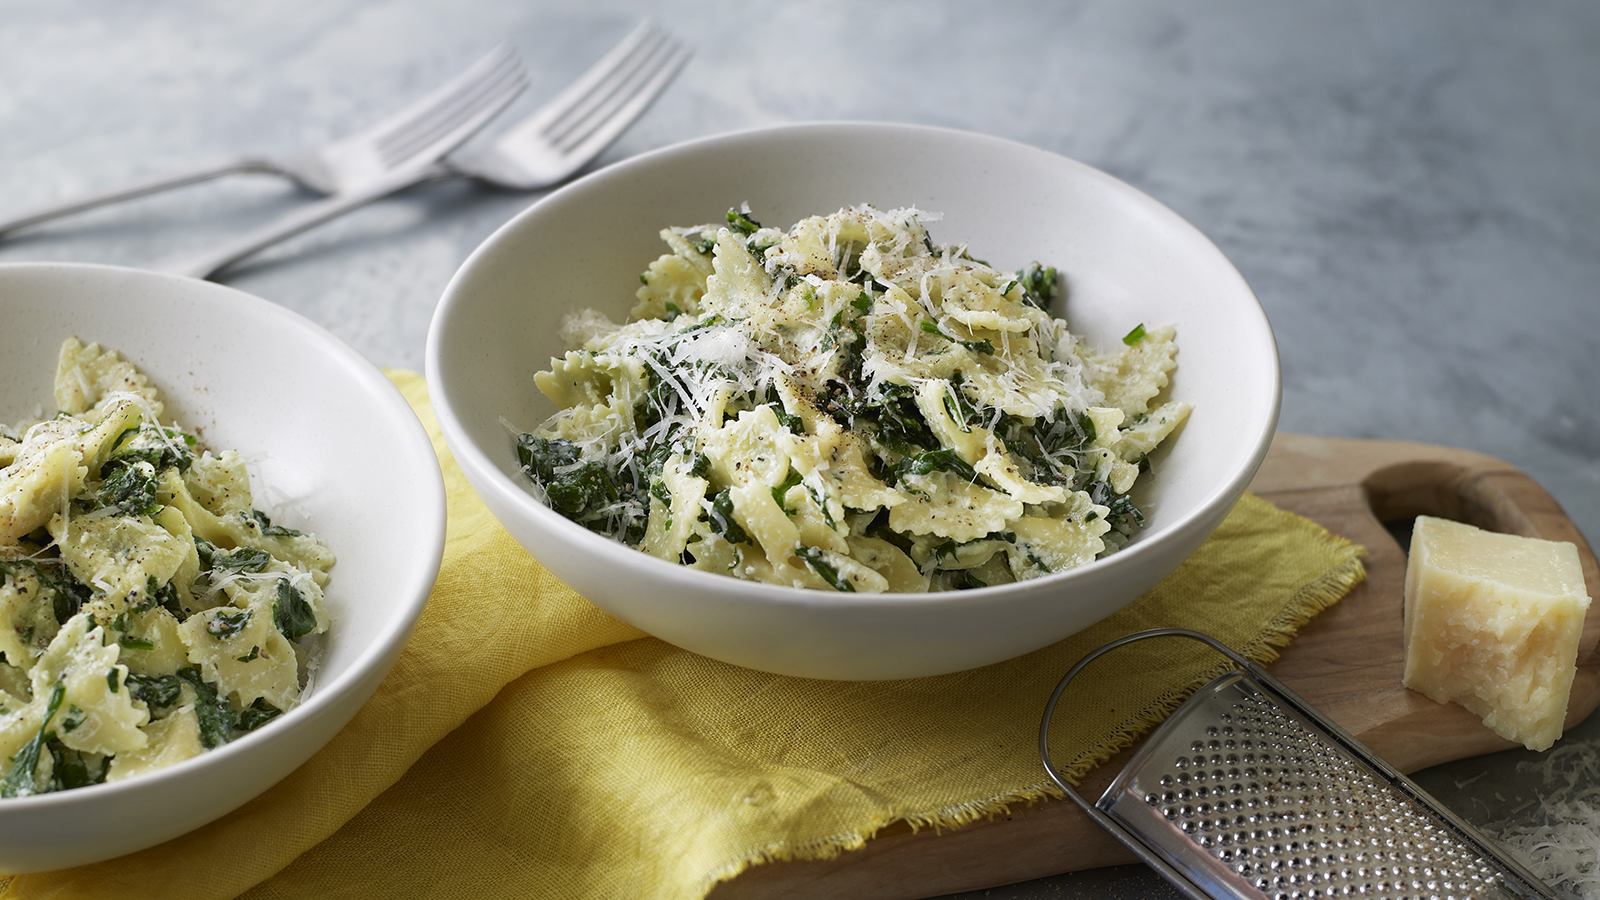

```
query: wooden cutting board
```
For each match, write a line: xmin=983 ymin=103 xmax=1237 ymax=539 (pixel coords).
xmin=711 ymin=434 xmax=1600 ymax=899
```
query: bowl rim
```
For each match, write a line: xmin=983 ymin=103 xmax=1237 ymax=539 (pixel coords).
xmin=428 ymin=120 xmax=1281 ymax=611
xmin=0 ymin=261 xmax=447 ymax=809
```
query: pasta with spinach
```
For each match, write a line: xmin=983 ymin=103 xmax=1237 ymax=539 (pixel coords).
xmin=518 ymin=205 xmax=1187 ymax=592
xmin=0 ymin=339 xmax=333 ymax=795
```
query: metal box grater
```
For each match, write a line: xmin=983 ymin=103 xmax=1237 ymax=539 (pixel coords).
xmin=1039 ymin=628 xmax=1561 ymax=900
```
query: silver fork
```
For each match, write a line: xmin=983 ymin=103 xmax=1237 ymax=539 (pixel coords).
xmin=0 ymin=46 xmax=527 ymax=239
xmin=441 ymin=20 xmax=690 ymax=190
xmin=164 ymin=21 xmax=690 ymax=280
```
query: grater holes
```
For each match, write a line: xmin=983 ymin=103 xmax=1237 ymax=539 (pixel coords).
xmin=1123 ymin=684 xmax=1520 ymax=897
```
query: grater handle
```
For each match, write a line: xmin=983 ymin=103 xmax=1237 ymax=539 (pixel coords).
xmin=1038 ymin=628 xmax=1245 ymax=793
xmin=1038 ymin=629 xmax=1250 ymax=900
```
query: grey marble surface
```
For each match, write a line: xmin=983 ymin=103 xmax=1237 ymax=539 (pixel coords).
xmin=3 ymin=1 xmax=1597 ymax=897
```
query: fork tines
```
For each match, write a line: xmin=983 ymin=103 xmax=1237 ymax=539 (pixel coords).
xmin=538 ymin=21 xmax=692 ymax=154
xmin=376 ymin=45 xmax=528 ymax=168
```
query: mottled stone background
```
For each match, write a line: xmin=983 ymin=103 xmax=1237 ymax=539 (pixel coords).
xmin=2 ymin=2 xmax=1596 ymax=897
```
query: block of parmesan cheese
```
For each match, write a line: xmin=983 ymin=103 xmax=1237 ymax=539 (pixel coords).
xmin=1403 ymin=515 xmax=1592 ymax=751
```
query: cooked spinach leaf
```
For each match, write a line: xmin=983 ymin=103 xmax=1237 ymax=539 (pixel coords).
xmin=920 ymin=320 xmax=994 ymax=355
xmin=249 ymin=510 xmax=303 ymax=537
xmin=891 ymin=448 xmax=978 ymax=483
xmin=771 ymin=468 xmax=803 ymax=511
xmin=725 ymin=207 xmax=761 ymax=236
xmin=273 ymin=578 xmax=318 ymax=639
xmin=990 ymin=406 xmax=1097 ymax=486
xmin=795 ymin=546 xmax=855 ymax=592
xmin=689 ymin=453 xmax=712 ymax=479
xmin=517 ymin=435 xmax=620 ymax=531
xmin=206 ymin=608 xmax=251 ymax=638
xmin=761 ymin=384 xmax=803 ymax=432
xmin=47 ymin=740 xmax=108 ymax=792
xmin=1086 ymin=478 xmax=1145 ymax=533
xmin=236 ymin=699 xmax=283 ymax=733
xmin=140 ymin=575 xmax=186 ymax=621
xmin=176 ymin=668 xmax=234 ymax=750
xmin=94 ymin=462 xmax=162 ymax=517
xmin=211 ymin=547 xmax=272 ymax=575
xmin=104 ymin=424 xmax=194 ymax=476
xmin=0 ymin=558 xmax=90 ymax=625
xmin=1015 ymin=262 xmax=1058 ymax=310
xmin=862 ymin=384 xmax=937 ymax=454
xmin=705 ymin=489 xmax=751 ymax=545
xmin=1 ymin=681 xmax=64 ymax=797
xmin=125 ymin=672 xmax=183 ymax=710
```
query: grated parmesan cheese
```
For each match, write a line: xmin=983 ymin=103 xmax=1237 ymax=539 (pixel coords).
xmin=1481 ymin=743 xmax=1600 ymax=897
xmin=514 ymin=205 xmax=1190 ymax=592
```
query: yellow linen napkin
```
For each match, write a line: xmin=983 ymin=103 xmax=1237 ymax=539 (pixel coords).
xmin=4 ymin=371 xmax=1364 ymax=900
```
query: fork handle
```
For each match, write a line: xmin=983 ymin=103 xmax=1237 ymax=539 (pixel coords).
xmin=158 ymin=165 xmax=448 ymax=280
xmin=0 ymin=158 xmax=284 ymax=237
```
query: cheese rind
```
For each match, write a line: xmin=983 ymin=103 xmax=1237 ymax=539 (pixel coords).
xmin=1403 ymin=515 xmax=1592 ymax=751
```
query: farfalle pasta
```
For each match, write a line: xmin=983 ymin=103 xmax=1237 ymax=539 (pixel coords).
xmin=516 ymin=205 xmax=1187 ymax=592
xmin=0 ymin=339 xmax=333 ymax=796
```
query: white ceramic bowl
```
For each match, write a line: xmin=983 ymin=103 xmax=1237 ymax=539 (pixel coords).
xmin=0 ymin=264 xmax=445 ymax=872
xmin=428 ymin=122 xmax=1278 ymax=681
